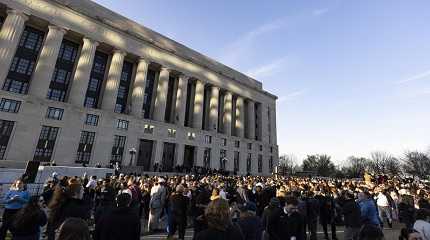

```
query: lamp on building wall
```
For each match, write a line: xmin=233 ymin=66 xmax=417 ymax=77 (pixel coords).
xmin=128 ymin=147 xmax=137 ymax=166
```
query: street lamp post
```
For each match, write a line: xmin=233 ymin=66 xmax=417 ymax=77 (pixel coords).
xmin=128 ymin=147 xmax=137 ymax=166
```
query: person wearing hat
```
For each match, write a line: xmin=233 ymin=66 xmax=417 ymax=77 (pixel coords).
xmin=167 ymin=184 xmax=189 ymax=240
xmin=237 ymin=201 xmax=263 ymax=240
xmin=261 ymin=197 xmax=282 ymax=240
xmin=148 ymin=177 xmax=167 ymax=232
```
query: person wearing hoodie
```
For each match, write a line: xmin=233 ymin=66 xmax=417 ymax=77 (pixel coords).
xmin=413 ymin=209 xmax=430 ymax=240
xmin=358 ymin=191 xmax=381 ymax=227
xmin=237 ymin=201 xmax=263 ymax=240
xmin=261 ymin=197 xmax=282 ymax=240
xmin=94 ymin=193 xmax=141 ymax=240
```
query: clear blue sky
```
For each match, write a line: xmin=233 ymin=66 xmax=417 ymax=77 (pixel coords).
xmin=93 ymin=0 xmax=430 ymax=164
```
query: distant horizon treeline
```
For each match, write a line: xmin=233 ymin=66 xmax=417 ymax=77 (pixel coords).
xmin=278 ymin=149 xmax=430 ymax=179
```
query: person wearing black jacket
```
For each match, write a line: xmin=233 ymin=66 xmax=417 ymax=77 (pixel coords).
xmin=278 ymin=196 xmax=305 ymax=240
xmin=261 ymin=197 xmax=282 ymax=240
xmin=47 ymin=178 xmax=90 ymax=240
xmin=305 ymin=191 xmax=319 ymax=240
xmin=316 ymin=189 xmax=338 ymax=240
xmin=94 ymin=193 xmax=141 ymax=240
xmin=168 ymin=185 xmax=189 ymax=240
xmin=237 ymin=201 xmax=262 ymax=240
xmin=341 ymin=191 xmax=362 ymax=240
xmin=11 ymin=196 xmax=47 ymax=240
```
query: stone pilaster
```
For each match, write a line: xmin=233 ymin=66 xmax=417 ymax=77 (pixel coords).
xmin=29 ymin=25 xmax=67 ymax=98
xmin=175 ymin=143 xmax=185 ymax=166
xmin=235 ymin=96 xmax=245 ymax=138
xmin=101 ymin=49 xmax=126 ymax=111
xmin=175 ymin=74 xmax=189 ymax=126
xmin=193 ymin=80 xmax=204 ymax=129
xmin=208 ymin=86 xmax=219 ymax=131
xmin=69 ymin=38 xmax=99 ymax=106
xmin=153 ymin=67 xmax=169 ymax=122
xmin=247 ymin=99 xmax=256 ymax=140
xmin=0 ymin=10 xmax=28 ymax=87
xmin=131 ymin=58 xmax=149 ymax=117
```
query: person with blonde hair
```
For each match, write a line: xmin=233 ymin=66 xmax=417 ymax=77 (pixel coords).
xmin=195 ymin=198 xmax=244 ymax=240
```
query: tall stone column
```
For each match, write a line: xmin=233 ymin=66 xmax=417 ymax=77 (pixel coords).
xmin=153 ymin=67 xmax=169 ymax=122
xmin=193 ymin=80 xmax=204 ymax=129
xmin=29 ymin=25 xmax=67 ymax=98
xmin=0 ymin=10 xmax=28 ymax=88
xmin=223 ymin=92 xmax=233 ymax=135
xmin=270 ymin=104 xmax=277 ymax=144
xmin=131 ymin=58 xmax=149 ymax=117
xmin=208 ymin=86 xmax=220 ymax=131
xmin=247 ymin=99 xmax=256 ymax=140
xmin=154 ymin=140 xmax=164 ymax=167
xmin=235 ymin=96 xmax=245 ymax=138
xmin=69 ymin=38 xmax=99 ymax=106
xmin=175 ymin=74 xmax=189 ymax=126
xmin=101 ymin=49 xmax=126 ymax=111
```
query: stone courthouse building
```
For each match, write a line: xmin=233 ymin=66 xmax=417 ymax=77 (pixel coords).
xmin=0 ymin=0 xmax=278 ymax=175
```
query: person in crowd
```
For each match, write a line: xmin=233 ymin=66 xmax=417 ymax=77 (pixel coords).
xmin=0 ymin=179 xmax=30 ymax=240
xmin=56 ymin=217 xmax=91 ymax=240
xmin=399 ymin=228 xmax=423 ymax=240
xmin=278 ymin=196 xmax=305 ymax=240
xmin=317 ymin=189 xmax=338 ymax=240
xmin=376 ymin=189 xmax=393 ymax=228
xmin=399 ymin=194 xmax=416 ymax=228
xmin=167 ymin=184 xmax=189 ymax=240
xmin=342 ymin=190 xmax=362 ymax=240
xmin=195 ymin=198 xmax=244 ymax=240
xmin=261 ymin=197 xmax=282 ymax=240
xmin=358 ymin=224 xmax=384 ymax=240
xmin=10 ymin=196 xmax=47 ymax=240
xmin=94 ymin=193 xmax=141 ymax=240
xmin=413 ymin=209 xmax=430 ymax=240
xmin=148 ymin=177 xmax=167 ymax=232
xmin=236 ymin=201 xmax=262 ymax=240
xmin=47 ymin=178 xmax=90 ymax=240
xmin=304 ymin=191 xmax=319 ymax=240
xmin=358 ymin=191 xmax=381 ymax=226
xmin=192 ymin=183 xmax=211 ymax=237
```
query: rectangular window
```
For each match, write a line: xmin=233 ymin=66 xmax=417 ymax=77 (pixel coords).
xmin=75 ymin=131 xmax=95 ymax=164
xmin=116 ymin=119 xmax=129 ymax=130
xmin=204 ymin=135 xmax=212 ymax=144
xmin=84 ymin=52 xmax=108 ymax=108
xmin=270 ymin=147 xmax=273 ymax=153
xmin=85 ymin=114 xmax=99 ymax=126
xmin=222 ymin=138 xmax=227 ymax=146
xmin=259 ymin=145 xmax=263 ymax=151
xmin=247 ymin=153 xmax=252 ymax=173
xmin=142 ymin=69 xmax=157 ymax=118
xmin=3 ymin=26 xmax=44 ymax=94
xmin=258 ymin=154 xmax=263 ymax=173
xmin=203 ymin=148 xmax=211 ymax=169
xmin=247 ymin=143 xmax=252 ymax=150
xmin=0 ymin=98 xmax=21 ymax=113
xmin=235 ymin=140 xmax=240 ymax=148
xmin=269 ymin=156 xmax=274 ymax=172
xmin=168 ymin=128 xmax=176 ymax=138
xmin=234 ymin=151 xmax=240 ymax=172
xmin=34 ymin=126 xmax=59 ymax=162
xmin=114 ymin=61 xmax=133 ymax=113
xmin=220 ymin=149 xmax=227 ymax=170
xmin=46 ymin=107 xmax=64 ymax=120
xmin=111 ymin=135 xmax=126 ymax=164
xmin=47 ymin=39 xmax=79 ymax=102
xmin=0 ymin=120 xmax=14 ymax=160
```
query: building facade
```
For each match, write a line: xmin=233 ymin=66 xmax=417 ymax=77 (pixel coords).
xmin=0 ymin=0 xmax=278 ymax=175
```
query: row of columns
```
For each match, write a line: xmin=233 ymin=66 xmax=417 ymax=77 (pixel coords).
xmin=0 ymin=9 xmax=259 ymax=140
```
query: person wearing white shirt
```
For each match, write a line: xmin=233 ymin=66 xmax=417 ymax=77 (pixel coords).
xmin=414 ymin=209 xmax=430 ymax=240
xmin=375 ymin=190 xmax=393 ymax=228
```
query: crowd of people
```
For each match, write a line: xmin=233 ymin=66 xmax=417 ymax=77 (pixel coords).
xmin=0 ymin=172 xmax=430 ymax=240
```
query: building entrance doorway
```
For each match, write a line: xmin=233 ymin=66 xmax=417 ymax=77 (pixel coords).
xmin=137 ymin=139 xmax=153 ymax=171
xmin=183 ymin=145 xmax=195 ymax=170
xmin=162 ymin=142 xmax=176 ymax=172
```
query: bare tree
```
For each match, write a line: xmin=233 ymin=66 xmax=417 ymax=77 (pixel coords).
xmin=368 ymin=151 xmax=400 ymax=175
xmin=342 ymin=156 xmax=369 ymax=178
xmin=279 ymin=154 xmax=299 ymax=175
xmin=302 ymin=154 xmax=335 ymax=177
xmin=402 ymin=151 xmax=430 ymax=179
